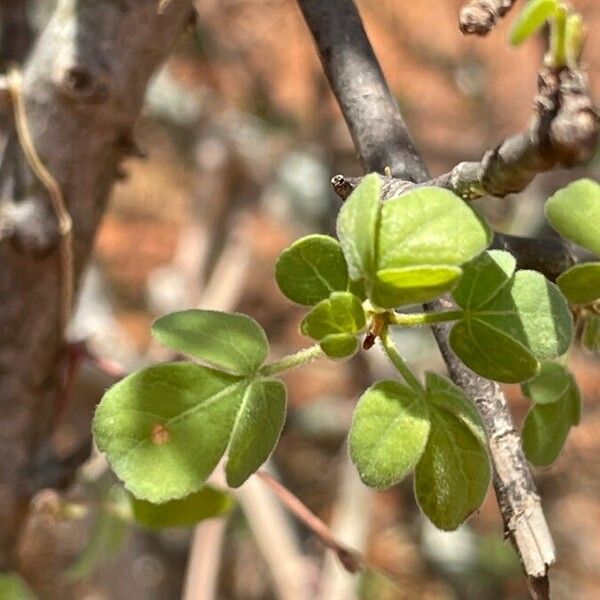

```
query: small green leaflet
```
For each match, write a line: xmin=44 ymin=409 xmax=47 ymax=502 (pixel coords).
xmin=152 ymin=310 xmax=269 ymax=376
xmin=509 ymin=0 xmax=557 ymax=46
xmin=521 ymin=361 xmax=581 ymax=466
xmin=336 ymin=173 xmax=381 ymax=283
xmin=373 ymin=187 xmax=491 ymax=308
xmin=349 ymin=380 xmax=430 ymax=490
xmin=372 ymin=265 xmax=462 ymax=309
xmin=582 ymin=314 xmax=600 ymax=354
xmin=557 ymin=263 xmax=600 ymax=304
xmin=130 ymin=486 xmax=233 ymax=528
xmin=415 ymin=373 xmax=490 ymax=531
xmin=300 ymin=291 xmax=365 ymax=340
xmin=450 ymin=251 xmax=573 ymax=383
xmin=226 ymin=379 xmax=286 ymax=487
xmin=320 ymin=333 xmax=359 ymax=360
xmin=545 ymin=179 xmax=600 ymax=256
xmin=94 ymin=363 xmax=248 ymax=502
xmin=275 ymin=234 xmax=348 ymax=306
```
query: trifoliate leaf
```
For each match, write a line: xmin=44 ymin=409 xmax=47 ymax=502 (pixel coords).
xmin=557 ymin=263 xmax=600 ymax=304
xmin=130 ymin=486 xmax=234 ymax=529
xmin=545 ymin=179 xmax=600 ymax=255
xmin=152 ymin=310 xmax=268 ymax=375
xmin=93 ymin=363 xmax=251 ymax=503
xmin=275 ymin=234 xmax=348 ymax=305
xmin=226 ymin=379 xmax=287 ymax=487
xmin=521 ymin=362 xmax=581 ymax=465
xmin=349 ymin=380 xmax=430 ymax=490
xmin=300 ymin=291 xmax=365 ymax=341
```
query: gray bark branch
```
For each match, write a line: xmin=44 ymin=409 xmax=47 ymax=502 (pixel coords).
xmin=459 ymin=0 xmax=518 ymax=36
xmin=297 ymin=0 xmax=555 ymax=593
xmin=0 ymin=0 xmax=192 ymax=569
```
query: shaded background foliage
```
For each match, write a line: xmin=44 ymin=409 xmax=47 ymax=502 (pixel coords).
xmin=5 ymin=0 xmax=600 ymax=598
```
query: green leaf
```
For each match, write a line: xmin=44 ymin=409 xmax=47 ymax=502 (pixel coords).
xmin=582 ymin=314 xmax=600 ymax=354
xmin=509 ymin=0 xmax=557 ymax=46
xmin=93 ymin=363 xmax=251 ymax=503
xmin=349 ymin=380 xmax=430 ymax=490
xmin=275 ymin=234 xmax=349 ymax=305
xmin=521 ymin=362 xmax=581 ymax=465
xmin=320 ymin=333 xmax=359 ymax=360
xmin=0 ymin=574 xmax=37 ymax=600
xmin=226 ymin=379 xmax=287 ymax=487
xmin=415 ymin=388 xmax=491 ymax=530
xmin=557 ymin=263 xmax=600 ymax=304
xmin=152 ymin=310 xmax=268 ymax=376
xmin=371 ymin=265 xmax=462 ymax=309
xmin=452 ymin=250 xmax=516 ymax=310
xmin=545 ymin=178 xmax=600 ymax=255
xmin=373 ymin=186 xmax=491 ymax=308
xmin=450 ymin=319 xmax=540 ymax=383
xmin=300 ymin=291 xmax=366 ymax=341
xmin=336 ymin=173 xmax=381 ymax=283
xmin=451 ymin=253 xmax=573 ymax=383
xmin=130 ymin=486 xmax=234 ymax=528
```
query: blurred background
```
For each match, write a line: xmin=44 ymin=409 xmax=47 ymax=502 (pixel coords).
xmin=5 ymin=1 xmax=600 ymax=598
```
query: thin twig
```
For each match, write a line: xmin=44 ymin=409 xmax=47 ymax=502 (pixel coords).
xmin=257 ymin=471 xmax=362 ymax=574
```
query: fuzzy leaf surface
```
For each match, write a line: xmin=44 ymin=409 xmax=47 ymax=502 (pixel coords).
xmin=152 ymin=310 xmax=268 ymax=375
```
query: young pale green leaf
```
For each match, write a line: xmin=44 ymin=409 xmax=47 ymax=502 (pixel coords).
xmin=545 ymin=178 xmax=600 ymax=255
xmin=93 ymin=363 xmax=250 ymax=503
xmin=451 ymin=266 xmax=573 ymax=383
xmin=275 ymin=234 xmax=349 ymax=305
xmin=509 ymin=0 xmax=557 ymax=46
xmin=320 ymin=333 xmax=359 ymax=360
xmin=336 ymin=173 xmax=381 ymax=282
xmin=415 ymin=404 xmax=491 ymax=531
xmin=521 ymin=362 xmax=581 ymax=465
xmin=453 ymin=250 xmax=516 ymax=310
xmin=226 ymin=378 xmax=287 ymax=487
xmin=565 ymin=12 xmax=585 ymax=65
xmin=372 ymin=187 xmax=490 ymax=308
xmin=371 ymin=265 xmax=462 ymax=309
xmin=300 ymin=291 xmax=366 ymax=341
xmin=130 ymin=486 xmax=234 ymax=529
xmin=0 ymin=574 xmax=37 ymax=600
xmin=152 ymin=310 xmax=268 ymax=375
xmin=557 ymin=263 xmax=600 ymax=304
xmin=349 ymin=380 xmax=430 ymax=490
xmin=582 ymin=314 xmax=600 ymax=354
